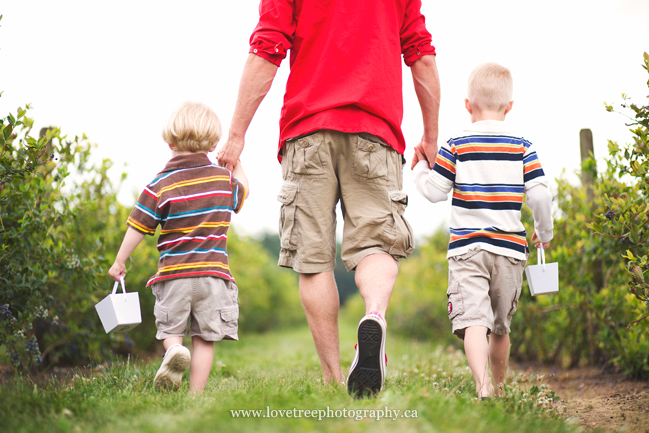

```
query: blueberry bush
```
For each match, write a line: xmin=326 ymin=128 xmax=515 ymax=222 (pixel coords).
xmin=511 ymin=53 xmax=649 ymax=378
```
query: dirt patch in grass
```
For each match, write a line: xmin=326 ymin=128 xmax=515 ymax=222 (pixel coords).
xmin=515 ymin=363 xmax=649 ymax=432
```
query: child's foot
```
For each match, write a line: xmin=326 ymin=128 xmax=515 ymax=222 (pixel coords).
xmin=476 ymin=382 xmax=495 ymax=399
xmin=154 ymin=344 xmax=191 ymax=390
xmin=347 ymin=312 xmax=386 ymax=398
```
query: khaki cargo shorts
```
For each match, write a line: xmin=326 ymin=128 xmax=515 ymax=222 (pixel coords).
xmin=151 ymin=276 xmax=239 ymax=341
xmin=446 ymin=249 xmax=526 ymax=339
xmin=277 ymin=130 xmax=414 ymax=273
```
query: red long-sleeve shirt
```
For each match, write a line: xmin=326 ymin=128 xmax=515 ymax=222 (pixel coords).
xmin=249 ymin=0 xmax=436 ymax=157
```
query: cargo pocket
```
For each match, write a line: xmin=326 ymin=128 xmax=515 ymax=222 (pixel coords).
xmin=277 ymin=182 xmax=299 ymax=250
xmin=353 ymin=136 xmax=388 ymax=180
xmin=153 ymin=304 xmax=169 ymax=330
xmin=508 ymin=286 xmax=522 ymax=317
xmin=290 ymin=133 xmax=325 ymax=176
xmin=446 ymin=281 xmax=464 ymax=320
xmin=385 ymin=191 xmax=415 ymax=258
xmin=227 ymin=281 xmax=240 ymax=305
xmin=220 ymin=306 xmax=239 ymax=340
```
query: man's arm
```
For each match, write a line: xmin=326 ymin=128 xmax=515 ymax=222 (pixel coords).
xmin=410 ymin=54 xmax=440 ymax=169
xmin=216 ymin=54 xmax=279 ymax=171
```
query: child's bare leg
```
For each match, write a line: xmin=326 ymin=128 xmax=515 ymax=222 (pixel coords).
xmin=189 ymin=336 xmax=214 ymax=393
xmin=489 ymin=332 xmax=510 ymax=394
xmin=463 ymin=326 xmax=494 ymax=398
xmin=163 ymin=337 xmax=183 ymax=350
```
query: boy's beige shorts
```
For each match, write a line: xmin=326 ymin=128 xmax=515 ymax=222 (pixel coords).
xmin=447 ymin=248 xmax=527 ymax=339
xmin=152 ymin=276 xmax=239 ymax=342
xmin=277 ymin=130 xmax=414 ymax=273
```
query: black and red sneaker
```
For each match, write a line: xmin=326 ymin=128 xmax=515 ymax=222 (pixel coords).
xmin=347 ymin=312 xmax=386 ymax=398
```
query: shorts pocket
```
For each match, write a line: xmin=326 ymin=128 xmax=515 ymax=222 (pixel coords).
xmin=277 ymin=182 xmax=299 ymax=250
xmin=153 ymin=304 xmax=169 ymax=330
xmin=290 ymin=134 xmax=325 ymax=176
xmin=220 ymin=306 xmax=239 ymax=340
xmin=508 ymin=286 xmax=522 ymax=316
xmin=385 ymin=191 xmax=414 ymax=258
xmin=353 ymin=136 xmax=388 ymax=180
xmin=227 ymin=281 xmax=240 ymax=305
xmin=447 ymin=280 xmax=464 ymax=320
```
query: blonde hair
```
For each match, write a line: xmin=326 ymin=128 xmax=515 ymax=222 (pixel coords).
xmin=162 ymin=101 xmax=222 ymax=152
xmin=467 ymin=63 xmax=513 ymax=112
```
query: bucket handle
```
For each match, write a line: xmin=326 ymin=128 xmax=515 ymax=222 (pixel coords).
xmin=537 ymin=244 xmax=546 ymax=272
xmin=112 ymin=276 xmax=126 ymax=295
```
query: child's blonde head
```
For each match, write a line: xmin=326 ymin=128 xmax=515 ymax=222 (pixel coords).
xmin=162 ymin=101 xmax=222 ymax=152
xmin=467 ymin=63 xmax=513 ymax=112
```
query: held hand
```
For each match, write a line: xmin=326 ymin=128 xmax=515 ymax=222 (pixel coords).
xmin=108 ymin=261 xmax=126 ymax=282
xmin=414 ymin=136 xmax=438 ymax=169
xmin=532 ymin=232 xmax=551 ymax=249
xmin=216 ymin=135 xmax=245 ymax=172
xmin=410 ymin=146 xmax=427 ymax=170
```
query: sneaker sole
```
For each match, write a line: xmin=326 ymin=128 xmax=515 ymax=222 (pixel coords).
xmin=347 ymin=318 xmax=384 ymax=398
xmin=154 ymin=348 xmax=191 ymax=391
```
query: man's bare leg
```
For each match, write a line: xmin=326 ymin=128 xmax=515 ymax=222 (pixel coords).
xmin=299 ymin=270 xmax=344 ymax=383
xmin=355 ymin=253 xmax=398 ymax=319
xmin=345 ymin=253 xmax=398 ymax=396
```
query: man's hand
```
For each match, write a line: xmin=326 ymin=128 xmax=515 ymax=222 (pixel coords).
xmin=532 ymin=232 xmax=551 ymax=249
xmin=216 ymin=135 xmax=245 ymax=172
xmin=108 ymin=261 xmax=126 ymax=282
xmin=411 ymin=137 xmax=438 ymax=169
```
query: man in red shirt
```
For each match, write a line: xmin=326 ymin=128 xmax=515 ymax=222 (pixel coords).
xmin=217 ymin=0 xmax=440 ymax=397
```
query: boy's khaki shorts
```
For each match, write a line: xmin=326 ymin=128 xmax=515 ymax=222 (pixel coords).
xmin=447 ymin=249 xmax=526 ymax=339
xmin=277 ymin=130 xmax=414 ymax=273
xmin=151 ymin=276 xmax=239 ymax=342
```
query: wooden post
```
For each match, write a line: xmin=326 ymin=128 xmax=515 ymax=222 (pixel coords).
xmin=580 ymin=128 xmax=604 ymax=298
xmin=580 ymin=129 xmax=596 ymax=200
xmin=580 ymin=129 xmax=601 ymax=364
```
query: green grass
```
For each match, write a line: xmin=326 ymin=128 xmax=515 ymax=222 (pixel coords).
xmin=0 ymin=321 xmax=578 ymax=433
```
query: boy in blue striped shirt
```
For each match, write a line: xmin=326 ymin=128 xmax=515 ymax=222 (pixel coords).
xmin=412 ymin=63 xmax=553 ymax=399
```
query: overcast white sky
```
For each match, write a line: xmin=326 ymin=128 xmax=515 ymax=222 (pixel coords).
xmin=1 ymin=1 xmax=648 ymax=239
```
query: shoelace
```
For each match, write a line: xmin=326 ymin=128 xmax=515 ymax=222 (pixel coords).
xmin=354 ymin=343 xmax=388 ymax=365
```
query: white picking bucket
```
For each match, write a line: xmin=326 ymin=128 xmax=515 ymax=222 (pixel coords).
xmin=525 ymin=246 xmax=559 ymax=296
xmin=95 ymin=278 xmax=142 ymax=333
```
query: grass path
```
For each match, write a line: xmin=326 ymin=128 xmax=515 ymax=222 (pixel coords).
xmin=1 ymin=321 xmax=578 ymax=433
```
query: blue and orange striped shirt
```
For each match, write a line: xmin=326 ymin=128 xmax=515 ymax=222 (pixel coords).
xmin=126 ymin=153 xmax=246 ymax=286
xmin=418 ymin=120 xmax=550 ymax=260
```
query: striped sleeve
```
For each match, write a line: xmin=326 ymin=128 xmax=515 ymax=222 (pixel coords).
xmin=427 ymin=140 xmax=456 ymax=192
xmin=522 ymin=140 xmax=549 ymax=190
xmin=127 ymin=186 xmax=160 ymax=236
xmin=232 ymin=179 xmax=247 ymax=214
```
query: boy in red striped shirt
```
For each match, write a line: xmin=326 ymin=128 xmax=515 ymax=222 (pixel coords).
xmin=109 ymin=101 xmax=249 ymax=393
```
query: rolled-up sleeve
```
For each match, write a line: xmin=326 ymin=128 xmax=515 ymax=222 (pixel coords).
xmin=400 ymin=0 xmax=436 ymax=67
xmin=249 ymin=0 xmax=296 ymax=66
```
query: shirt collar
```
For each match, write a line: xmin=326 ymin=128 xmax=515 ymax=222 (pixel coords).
xmin=159 ymin=153 xmax=214 ymax=174
xmin=463 ymin=120 xmax=512 ymax=134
